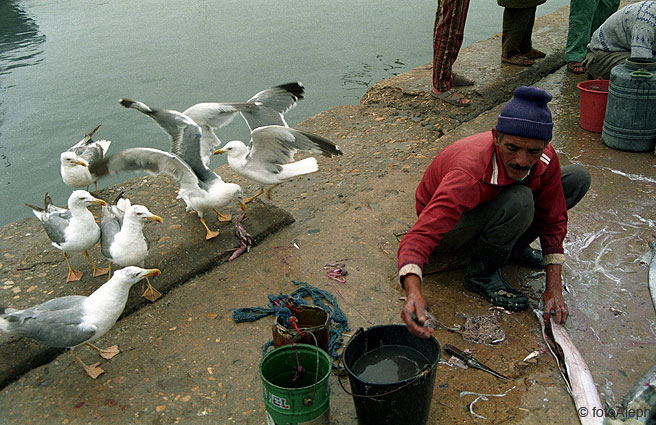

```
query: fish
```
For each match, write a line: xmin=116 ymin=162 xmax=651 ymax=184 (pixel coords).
xmin=535 ymin=310 xmax=604 ymax=425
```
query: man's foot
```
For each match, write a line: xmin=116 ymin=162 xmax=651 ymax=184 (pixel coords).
xmin=452 ymin=73 xmax=475 ymax=86
xmin=523 ymin=48 xmax=546 ymax=59
xmin=567 ymin=62 xmax=584 ymax=74
xmin=501 ymin=54 xmax=533 ymax=67
xmin=464 ymin=269 xmax=528 ymax=311
xmin=510 ymin=246 xmax=545 ymax=268
xmin=430 ymin=88 xmax=471 ymax=107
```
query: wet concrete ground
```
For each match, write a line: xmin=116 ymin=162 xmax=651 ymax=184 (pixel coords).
xmin=0 ymin=4 xmax=654 ymax=424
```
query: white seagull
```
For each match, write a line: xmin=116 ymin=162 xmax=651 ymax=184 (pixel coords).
xmin=90 ymin=100 xmax=246 ymax=240
xmin=100 ymin=194 xmax=163 ymax=302
xmin=60 ymin=125 xmax=111 ymax=191
xmin=26 ymin=190 xmax=109 ymax=283
xmin=183 ymin=82 xmax=305 ymax=165
xmin=214 ymin=125 xmax=343 ymax=202
xmin=0 ymin=266 xmax=161 ymax=379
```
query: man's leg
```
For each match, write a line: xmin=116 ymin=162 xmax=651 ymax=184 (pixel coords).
xmin=433 ymin=0 xmax=470 ymax=92
xmin=434 ymin=185 xmax=534 ymax=310
xmin=511 ymin=164 xmax=592 ymax=265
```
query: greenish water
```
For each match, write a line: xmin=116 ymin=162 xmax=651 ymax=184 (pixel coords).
xmin=0 ymin=0 xmax=568 ymax=227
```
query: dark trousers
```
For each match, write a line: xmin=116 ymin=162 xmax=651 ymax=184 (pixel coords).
xmin=501 ymin=7 xmax=536 ymax=58
xmin=435 ymin=164 xmax=591 ymax=253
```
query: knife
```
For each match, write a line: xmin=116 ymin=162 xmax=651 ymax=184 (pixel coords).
xmin=444 ymin=344 xmax=509 ymax=381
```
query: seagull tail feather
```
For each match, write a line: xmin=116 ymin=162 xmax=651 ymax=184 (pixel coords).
xmin=279 ymin=157 xmax=318 ymax=180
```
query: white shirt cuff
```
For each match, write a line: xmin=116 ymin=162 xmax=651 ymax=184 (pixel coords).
xmin=399 ymin=264 xmax=423 ymax=282
xmin=543 ymin=253 xmax=565 ymax=266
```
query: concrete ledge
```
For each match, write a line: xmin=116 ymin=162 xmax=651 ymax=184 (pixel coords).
xmin=361 ymin=7 xmax=569 ymax=134
xmin=0 ymin=173 xmax=294 ymax=389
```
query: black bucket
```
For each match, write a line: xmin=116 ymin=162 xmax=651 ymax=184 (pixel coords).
xmin=341 ymin=324 xmax=440 ymax=425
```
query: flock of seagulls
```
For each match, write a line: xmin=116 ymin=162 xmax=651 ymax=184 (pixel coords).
xmin=1 ymin=82 xmax=343 ymax=378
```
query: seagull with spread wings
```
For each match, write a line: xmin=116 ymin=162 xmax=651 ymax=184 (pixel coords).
xmin=89 ymin=100 xmax=245 ymax=240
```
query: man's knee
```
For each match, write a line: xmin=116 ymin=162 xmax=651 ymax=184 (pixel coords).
xmin=493 ymin=185 xmax=535 ymax=229
xmin=562 ymin=164 xmax=591 ymax=209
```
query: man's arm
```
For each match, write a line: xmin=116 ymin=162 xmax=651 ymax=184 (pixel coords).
xmin=400 ymin=274 xmax=433 ymax=339
xmin=542 ymin=263 xmax=568 ymax=324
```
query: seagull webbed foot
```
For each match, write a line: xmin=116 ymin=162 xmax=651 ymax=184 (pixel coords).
xmin=142 ymin=277 xmax=162 ymax=302
xmin=213 ymin=209 xmax=233 ymax=223
xmin=200 ymin=217 xmax=220 ymax=240
xmin=86 ymin=342 xmax=120 ymax=360
xmin=70 ymin=351 xmax=105 ymax=379
xmin=66 ymin=269 xmax=83 ymax=283
xmin=92 ymin=266 xmax=110 ymax=278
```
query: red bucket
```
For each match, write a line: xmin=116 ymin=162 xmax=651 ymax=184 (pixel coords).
xmin=577 ymin=79 xmax=609 ymax=133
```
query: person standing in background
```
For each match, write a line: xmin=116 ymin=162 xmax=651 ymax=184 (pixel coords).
xmin=565 ymin=0 xmax=619 ymax=74
xmin=431 ymin=0 xmax=474 ymax=107
xmin=498 ymin=0 xmax=548 ymax=66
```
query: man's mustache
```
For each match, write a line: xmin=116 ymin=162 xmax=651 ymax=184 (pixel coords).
xmin=508 ymin=163 xmax=531 ymax=172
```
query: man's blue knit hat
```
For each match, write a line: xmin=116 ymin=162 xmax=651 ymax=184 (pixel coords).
xmin=496 ymin=86 xmax=553 ymax=141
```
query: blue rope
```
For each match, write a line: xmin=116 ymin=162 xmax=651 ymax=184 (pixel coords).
xmin=231 ymin=281 xmax=350 ymax=361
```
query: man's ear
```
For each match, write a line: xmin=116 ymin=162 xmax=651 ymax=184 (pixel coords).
xmin=492 ymin=128 xmax=500 ymax=146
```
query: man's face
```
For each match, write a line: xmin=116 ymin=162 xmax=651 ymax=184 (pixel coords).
xmin=492 ymin=129 xmax=549 ymax=181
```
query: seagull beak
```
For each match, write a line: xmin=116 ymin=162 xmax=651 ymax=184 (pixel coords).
xmin=90 ymin=198 xmax=107 ymax=206
xmin=213 ymin=149 xmax=225 ymax=155
xmin=239 ymin=200 xmax=247 ymax=211
xmin=145 ymin=268 xmax=161 ymax=278
xmin=74 ymin=160 xmax=88 ymax=167
xmin=147 ymin=214 xmax=163 ymax=223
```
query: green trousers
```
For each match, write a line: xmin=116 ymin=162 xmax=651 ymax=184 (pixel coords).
xmin=565 ymin=0 xmax=620 ymax=63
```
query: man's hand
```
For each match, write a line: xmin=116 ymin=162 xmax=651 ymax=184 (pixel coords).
xmin=400 ymin=274 xmax=433 ymax=339
xmin=542 ymin=264 xmax=568 ymax=324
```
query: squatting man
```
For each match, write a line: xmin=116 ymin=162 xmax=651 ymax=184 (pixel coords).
xmin=397 ymin=86 xmax=591 ymax=338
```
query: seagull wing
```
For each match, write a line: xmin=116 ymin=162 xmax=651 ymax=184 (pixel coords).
xmin=4 ymin=296 xmax=96 ymax=348
xmin=119 ymin=98 xmax=197 ymax=155
xmin=248 ymin=125 xmax=343 ymax=173
xmin=89 ymin=147 xmax=201 ymax=191
xmin=240 ymin=82 xmax=305 ymax=131
xmin=100 ymin=205 xmax=121 ymax=260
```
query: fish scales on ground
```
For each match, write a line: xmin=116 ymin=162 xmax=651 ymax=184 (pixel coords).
xmin=59 ymin=125 xmax=111 ymax=191
xmin=25 ymin=191 xmax=109 ymax=283
xmin=0 ymin=267 xmax=160 ymax=379
xmin=90 ymin=99 xmax=246 ymax=240
xmin=100 ymin=193 xmax=163 ymax=302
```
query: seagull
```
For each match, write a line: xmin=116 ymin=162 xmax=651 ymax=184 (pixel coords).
xmin=100 ymin=194 xmax=163 ymax=302
xmin=0 ymin=266 xmax=160 ymax=379
xmin=90 ymin=100 xmax=246 ymax=240
xmin=214 ymin=125 xmax=343 ymax=202
xmin=60 ymin=125 xmax=111 ymax=191
xmin=26 ymin=190 xmax=109 ymax=283
xmin=182 ymin=82 xmax=305 ymax=165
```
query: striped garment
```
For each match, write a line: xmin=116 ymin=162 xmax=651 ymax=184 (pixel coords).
xmin=433 ymin=0 xmax=471 ymax=91
xmin=590 ymin=0 xmax=656 ymax=58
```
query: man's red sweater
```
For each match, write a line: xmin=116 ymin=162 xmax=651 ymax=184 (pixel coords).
xmin=397 ymin=131 xmax=567 ymax=274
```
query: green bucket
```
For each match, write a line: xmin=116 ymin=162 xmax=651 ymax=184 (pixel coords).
xmin=260 ymin=343 xmax=331 ymax=425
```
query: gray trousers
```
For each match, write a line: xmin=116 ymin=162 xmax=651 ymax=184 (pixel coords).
xmin=434 ymin=164 xmax=591 ymax=253
xmin=582 ymin=46 xmax=630 ymax=79
xmin=501 ymin=7 xmax=536 ymax=58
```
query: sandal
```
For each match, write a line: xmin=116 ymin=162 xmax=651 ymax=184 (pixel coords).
xmin=523 ymin=48 xmax=546 ymax=59
xmin=430 ymin=87 xmax=471 ymax=107
xmin=501 ymin=54 xmax=533 ymax=67
xmin=567 ymin=61 xmax=584 ymax=74
xmin=452 ymin=73 xmax=475 ymax=87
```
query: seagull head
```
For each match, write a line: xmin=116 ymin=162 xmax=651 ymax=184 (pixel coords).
xmin=68 ymin=190 xmax=107 ymax=209
xmin=60 ymin=151 xmax=88 ymax=168
xmin=112 ymin=266 xmax=161 ymax=286
xmin=126 ymin=205 xmax=164 ymax=223
xmin=213 ymin=141 xmax=247 ymax=158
